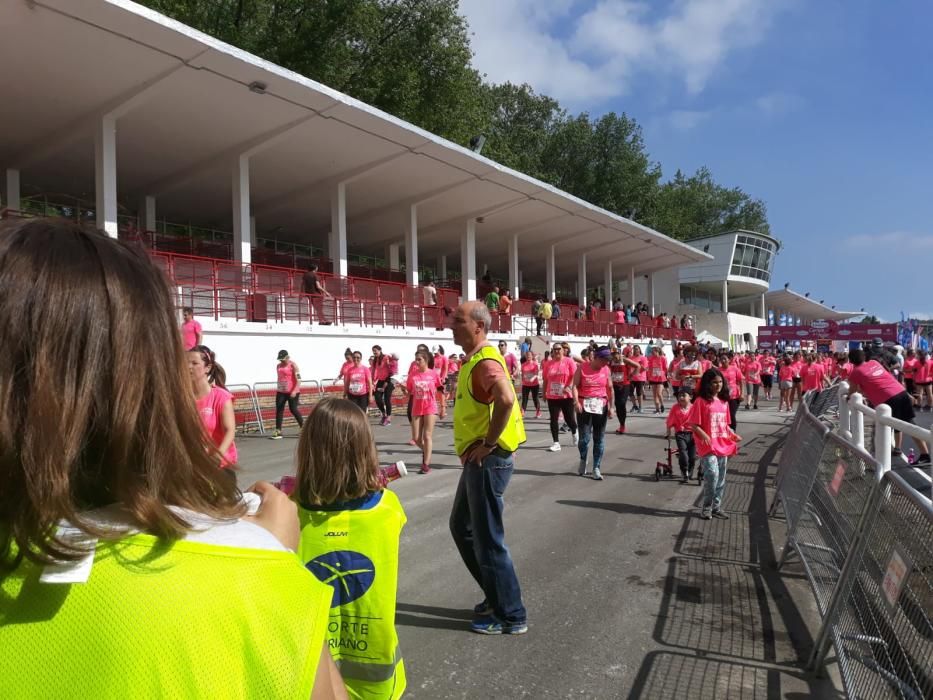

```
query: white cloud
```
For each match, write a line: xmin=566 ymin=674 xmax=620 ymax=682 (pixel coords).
xmin=667 ymin=109 xmax=713 ymax=131
xmin=850 ymin=232 xmax=933 ymax=249
xmin=459 ymin=0 xmax=790 ymax=105
xmin=756 ymin=91 xmax=805 ymax=116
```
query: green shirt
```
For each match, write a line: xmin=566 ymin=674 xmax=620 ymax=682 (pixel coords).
xmin=484 ymin=292 xmax=500 ymax=310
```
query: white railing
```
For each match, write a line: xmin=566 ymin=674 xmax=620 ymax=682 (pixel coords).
xmin=836 ymin=381 xmax=932 ymax=492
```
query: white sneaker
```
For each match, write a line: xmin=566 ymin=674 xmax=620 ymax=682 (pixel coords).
xmin=578 ymin=460 xmax=587 ymax=476
xmin=571 ymin=433 xmax=579 ymax=446
xmin=548 ymin=442 xmax=562 ymax=452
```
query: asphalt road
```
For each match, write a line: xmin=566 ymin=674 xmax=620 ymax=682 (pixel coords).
xmin=237 ymin=399 xmax=845 ymax=699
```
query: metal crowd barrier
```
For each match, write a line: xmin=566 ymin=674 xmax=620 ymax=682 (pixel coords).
xmin=251 ymin=380 xmax=321 ymax=433
xmin=225 ymin=383 xmax=264 ymax=435
xmin=769 ymin=380 xmax=933 ymax=697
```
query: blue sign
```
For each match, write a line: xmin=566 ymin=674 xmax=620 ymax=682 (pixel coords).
xmin=306 ymin=550 xmax=376 ymax=608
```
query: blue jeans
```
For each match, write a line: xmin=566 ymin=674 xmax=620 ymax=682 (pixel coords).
xmin=449 ymin=451 xmax=526 ymax=625
xmin=577 ymin=409 xmax=608 ymax=468
xmin=700 ymin=454 xmax=728 ymax=512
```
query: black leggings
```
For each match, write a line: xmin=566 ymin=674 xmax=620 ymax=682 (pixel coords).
xmin=521 ymin=385 xmax=540 ymax=412
xmin=728 ymin=398 xmax=740 ymax=432
xmin=547 ymin=398 xmax=577 ymax=442
xmin=613 ymin=384 xmax=628 ymax=427
xmin=746 ymin=384 xmax=760 ymax=404
xmin=374 ymin=379 xmax=394 ymax=417
xmin=275 ymin=392 xmax=304 ymax=431
xmin=348 ymin=393 xmax=369 ymax=413
xmin=631 ymin=381 xmax=645 ymax=404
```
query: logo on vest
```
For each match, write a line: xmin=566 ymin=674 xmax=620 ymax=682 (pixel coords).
xmin=306 ymin=550 xmax=376 ymax=607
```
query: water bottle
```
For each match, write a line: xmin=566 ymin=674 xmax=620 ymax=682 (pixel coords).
xmin=907 ymin=449 xmax=916 ymax=465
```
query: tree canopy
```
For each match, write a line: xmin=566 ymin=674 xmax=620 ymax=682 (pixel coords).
xmin=140 ymin=0 xmax=770 ymax=240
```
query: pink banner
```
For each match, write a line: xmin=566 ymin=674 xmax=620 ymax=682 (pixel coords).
xmin=757 ymin=321 xmax=897 ymax=344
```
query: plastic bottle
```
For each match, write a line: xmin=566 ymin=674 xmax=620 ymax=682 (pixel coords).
xmin=907 ymin=449 xmax=916 ymax=465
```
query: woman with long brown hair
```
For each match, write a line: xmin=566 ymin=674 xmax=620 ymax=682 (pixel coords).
xmin=0 ymin=219 xmax=345 ymax=698
xmin=188 ymin=345 xmax=237 ymax=469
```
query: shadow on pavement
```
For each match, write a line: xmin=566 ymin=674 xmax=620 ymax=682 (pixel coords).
xmin=556 ymin=499 xmax=691 ymax=519
xmin=395 ymin=602 xmax=473 ymax=631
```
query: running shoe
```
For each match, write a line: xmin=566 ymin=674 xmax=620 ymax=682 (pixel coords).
xmin=592 ymin=468 xmax=603 ymax=481
xmin=385 ymin=418 xmax=392 ymax=426
xmin=548 ymin=442 xmax=562 ymax=452
xmin=578 ymin=460 xmax=587 ymax=476
xmin=535 ymin=411 xmax=541 ymax=419
xmin=753 ymin=405 xmax=759 ymax=410
xmin=470 ymin=615 xmax=528 ymax=635
xmin=571 ymin=433 xmax=579 ymax=446
xmin=615 ymin=426 xmax=626 ymax=435
xmin=269 ymin=430 xmax=283 ymax=440
xmin=419 ymin=464 xmax=431 ymax=474
xmin=711 ymin=510 xmax=729 ymax=520
xmin=700 ymin=510 xmax=712 ymax=520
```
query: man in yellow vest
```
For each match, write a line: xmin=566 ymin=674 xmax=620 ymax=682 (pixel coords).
xmin=449 ymin=301 xmax=528 ymax=635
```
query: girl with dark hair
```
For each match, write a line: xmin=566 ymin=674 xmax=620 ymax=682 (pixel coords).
xmin=0 ymin=218 xmax=343 ymax=698
xmin=406 ymin=351 xmax=444 ymax=473
xmin=688 ymin=368 xmax=741 ymax=520
xmin=371 ymin=345 xmax=394 ymax=425
xmin=337 ymin=348 xmax=353 ymax=381
xmin=520 ymin=351 xmax=542 ymax=418
xmin=433 ymin=345 xmax=449 ymax=420
xmin=718 ymin=354 xmax=743 ymax=431
xmin=344 ymin=351 xmax=374 ymax=414
xmin=405 ymin=344 xmax=432 ymax=445
xmin=188 ymin=346 xmax=237 ymax=468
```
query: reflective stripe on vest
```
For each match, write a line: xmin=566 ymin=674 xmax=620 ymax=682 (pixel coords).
xmin=453 ymin=345 xmax=527 ymax=455
xmin=297 ymin=490 xmax=407 ymax=699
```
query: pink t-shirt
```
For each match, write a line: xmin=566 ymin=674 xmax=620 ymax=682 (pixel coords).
xmin=371 ymin=359 xmax=390 ymax=382
xmin=577 ymin=363 xmax=611 ymax=400
xmin=276 ymin=361 xmax=299 ymax=393
xmin=434 ymin=354 xmax=449 ymax=381
xmin=345 ymin=366 xmax=372 ymax=396
xmin=916 ymin=359 xmax=932 ymax=384
xmin=609 ymin=362 xmax=628 ymax=387
xmin=503 ymin=353 xmax=518 ymax=376
xmin=849 ymin=360 xmax=904 ymax=405
xmin=744 ymin=361 xmax=762 ymax=385
xmin=407 ymin=368 xmax=443 ymax=416
xmin=647 ymin=355 xmax=667 ymax=383
xmin=614 ymin=310 xmax=626 ymax=323
xmin=666 ymin=404 xmax=692 ymax=433
xmin=629 ymin=355 xmax=647 ymax=382
xmin=802 ymin=363 xmax=826 ymax=392
xmin=196 ymin=386 xmax=237 ymax=466
xmin=700 ymin=359 xmax=713 ymax=373
xmin=543 ymin=357 xmax=576 ymax=399
xmin=721 ymin=365 xmax=743 ymax=400
xmin=903 ymin=357 xmax=919 ymax=380
xmin=521 ymin=361 xmax=540 ymax=387
xmin=338 ymin=360 xmax=353 ymax=379
xmin=762 ymin=356 xmax=777 ymax=375
xmin=181 ymin=319 xmax=202 ymax=350
xmin=834 ymin=362 xmax=853 ymax=381
xmin=688 ymin=396 xmax=737 ymax=458
xmin=678 ymin=360 xmax=702 ymax=390
xmin=778 ymin=365 xmax=795 ymax=382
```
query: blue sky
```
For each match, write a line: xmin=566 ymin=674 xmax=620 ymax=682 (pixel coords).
xmin=459 ymin=0 xmax=933 ymax=320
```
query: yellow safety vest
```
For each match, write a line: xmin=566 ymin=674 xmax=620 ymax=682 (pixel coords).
xmin=297 ymin=489 xmax=407 ymax=700
xmin=0 ymin=534 xmax=331 ymax=698
xmin=453 ymin=344 xmax=527 ymax=456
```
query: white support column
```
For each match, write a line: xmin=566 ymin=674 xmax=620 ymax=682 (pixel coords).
xmin=546 ymin=245 xmax=556 ymax=301
xmin=507 ymin=234 xmax=520 ymax=300
xmin=142 ymin=195 xmax=156 ymax=231
xmin=94 ymin=115 xmax=118 ymax=238
xmin=629 ymin=268 xmax=636 ymax=306
xmin=329 ymin=182 xmax=348 ymax=277
xmin=722 ymin=280 xmax=729 ymax=313
xmin=760 ymin=293 xmax=767 ymax=320
xmin=404 ymin=205 xmax=418 ymax=288
xmin=648 ymin=273 xmax=655 ymax=316
xmin=577 ymin=254 xmax=587 ymax=308
xmin=231 ymin=154 xmax=251 ymax=264
xmin=438 ymin=255 xmax=447 ymax=284
xmin=518 ymin=270 xmax=523 ymax=290
xmin=249 ymin=216 xmax=257 ymax=248
xmin=461 ymin=219 xmax=477 ymax=301
xmin=386 ymin=243 xmax=400 ymax=271
xmin=604 ymin=261 xmax=613 ymax=307
xmin=5 ymin=169 xmax=21 ymax=212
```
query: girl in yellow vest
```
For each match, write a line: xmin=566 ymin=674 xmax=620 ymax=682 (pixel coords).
xmin=295 ymin=398 xmax=408 ymax=700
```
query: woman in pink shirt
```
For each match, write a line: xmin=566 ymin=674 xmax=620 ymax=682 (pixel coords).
xmin=543 ymin=344 xmax=578 ymax=451
xmin=687 ymin=369 xmax=742 ymax=520
xmin=801 ymin=354 xmax=828 ymax=393
xmin=717 ymin=355 xmax=743 ymax=431
xmin=344 ymin=351 xmax=374 ymax=414
xmin=336 ymin=348 xmax=353 ymax=381
xmin=647 ymin=345 xmax=668 ymax=414
xmin=406 ymin=350 xmax=444 ymax=473
xmin=572 ymin=347 xmax=614 ymax=479
xmin=790 ymin=351 xmax=805 ymax=406
xmin=433 ymin=345 xmax=450 ymax=420
xmin=902 ymin=349 xmax=919 ymax=401
xmin=520 ymin=351 xmax=542 ymax=419
xmin=914 ymin=349 xmax=932 ymax=412
xmin=370 ymin=345 xmax=395 ymax=426
xmin=189 ymin=346 xmax=237 ymax=469
xmin=271 ymin=349 xmax=303 ymax=439
xmin=777 ymin=356 xmax=796 ymax=412
xmin=848 ymin=348 xmax=929 ymax=462
xmin=743 ymin=356 xmax=762 ymax=410
xmin=761 ymin=352 xmax=777 ymax=401
xmin=628 ymin=345 xmax=648 ymax=413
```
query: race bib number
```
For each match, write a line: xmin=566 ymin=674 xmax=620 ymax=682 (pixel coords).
xmin=650 ymin=367 xmax=662 ymax=379
xmin=611 ymin=372 xmax=624 ymax=384
xmin=583 ymin=397 xmax=605 ymax=414
xmin=277 ymin=381 xmax=289 ymax=392
xmin=349 ymin=381 xmax=365 ymax=394
xmin=523 ymin=371 xmax=537 ymax=382
xmin=550 ymin=381 xmax=565 ymax=395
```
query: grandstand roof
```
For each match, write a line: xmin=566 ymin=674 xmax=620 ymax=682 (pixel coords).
xmin=764 ymin=288 xmax=864 ymax=322
xmin=0 ymin=0 xmax=710 ymax=286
